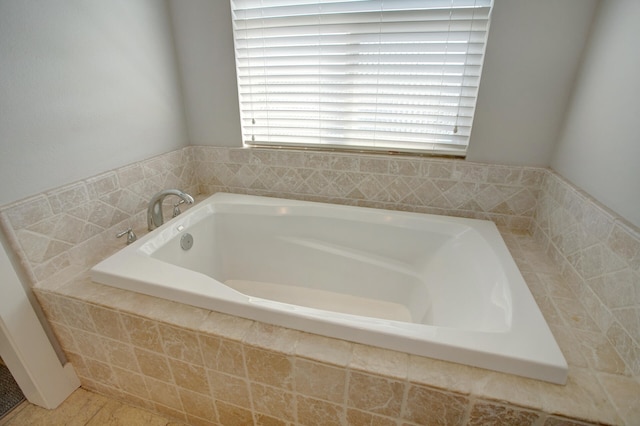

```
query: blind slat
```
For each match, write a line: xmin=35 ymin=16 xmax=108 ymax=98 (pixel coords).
xmin=231 ymin=0 xmax=493 ymax=155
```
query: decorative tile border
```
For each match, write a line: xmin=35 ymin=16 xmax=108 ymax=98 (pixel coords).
xmin=193 ymin=146 xmax=543 ymax=232
xmin=533 ymin=171 xmax=640 ymax=377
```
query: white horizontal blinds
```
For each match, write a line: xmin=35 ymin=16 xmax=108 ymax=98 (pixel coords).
xmin=231 ymin=0 xmax=493 ymax=155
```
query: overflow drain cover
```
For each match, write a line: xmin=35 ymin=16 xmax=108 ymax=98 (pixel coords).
xmin=180 ymin=233 xmax=193 ymax=250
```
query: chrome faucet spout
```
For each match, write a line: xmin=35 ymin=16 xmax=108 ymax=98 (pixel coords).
xmin=147 ymin=189 xmax=194 ymax=231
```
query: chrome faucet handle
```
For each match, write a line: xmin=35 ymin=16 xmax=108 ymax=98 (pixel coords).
xmin=172 ymin=199 xmax=185 ymax=218
xmin=116 ymin=228 xmax=137 ymax=245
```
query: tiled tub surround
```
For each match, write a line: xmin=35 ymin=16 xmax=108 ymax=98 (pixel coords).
xmin=0 ymin=146 xmax=637 ymax=424
xmin=193 ymin=147 xmax=543 ymax=233
xmin=0 ymin=147 xmax=198 ymax=290
xmin=533 ymin=172 xmax=640 ymax=377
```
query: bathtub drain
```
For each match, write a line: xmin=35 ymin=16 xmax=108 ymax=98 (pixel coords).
xmin=180 ymin=233 xmax=193 ymax=250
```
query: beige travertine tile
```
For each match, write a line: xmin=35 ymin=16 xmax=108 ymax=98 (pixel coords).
xmin=597 ymin=372 xmax=640 ymax=425
xmin=536 ymin=296 xmax=565 ymax=326
xmin=359 ymin=157 xmax=389 ymax=174
xmin=548 ymin=325 xmax=588 ymax=368
xmin=389 ymin=159 xmax=421 ymax=177
xmin=244 ymin=346 xmax=294 ymax=390
xmin=350 ymin=344 xmax=408 ymax=380
xmin=215 ymin=400 xmax=253 ymax=426
xmin=65 ymin=351 xmax=91 ymax=379
xmin=84 ymin=358 xmax=118 ymax=389
xmin=402 ymin=384 xmax=468 ymax=425
xmin=159 ymin=324 xmax=204 ymax=366
xmin=571 ymin=329 xmax=627 ymax=374
xmin=102 ymin=338 xmax=140 ymax=372
xmin=347 ymin=371 xmax=404 ymax=418
xmin=145 ymin=377 xmax=184 ymax=413
xmin=294 ymin=359 xmax=346 ymax=403
xmin=538 ymin=368 xmax=620 ymax=425
xmin=605 ymin=321 xmax=640 ymax=376
xmin=134 ymin=347 xmax=174 ymax=383
xmin=1 ymin=195 xmax=52 ymax=231
xmin=608 ymin=222 xmax=640 ymax=269
xmin=152 ymin=402 xmax=187 ymax=424
xmin=199 ymin=334 xmax=246 ymax=377
xmin=471 ymin=371 xmax=544 ymax=412
xmin=57 ymin=297 xmax=97 ymax=333
xmin=553 ymin=297 xmax=601 ymax=332
xmin=168 ymin=358 xmax=210 ymax=395
xmin=32 ymin=291 xmax=62 ymax=321
xmin=254 ymin=412 xmax=287 ymax=426
xmin=88 ymin=379 xmax=127 ymax=403
xmin=612 ymin=306 xmax=640 ymax=343
xmin=588 ymin=268 xmax=637 ymax=310
xmin=467 ymin=401 xmax=540 ymax=426
xmin=295 ymin=333 xmax=353 ymax=367
xmin=296 ymin=395 xmax=344 ymax=426
xmin=185 ymin=414 xmax=218 ymax=426
xmin=346 ymin=408 xmax=397 ymax=426
xmin=243 ymin=322 xmax=302 ymax=354
xmin=154 ymin=304 xmax=211 ymax=332
xmin=207 ymin=369 xmax=251 ymax=409
xmin=112 ymin=367 xmax=149 ymax=398
xmin=538 ymin=273 xmax=575 ymax=300
xmin=178 ymin=388 xmax=217 ymax=422
xmin=47 ymin=183 xmax=90 ymax=215
xmin=88 ymin=305 xmax=129 ymax=342
xmin=407 ymin=355 xmax=487 ymax=395
xmin=122 ymin=314 xmax=164 ymax=352
xmin=577 ymin=283 xmax=615 ymax=334
xmin=250 ymin=383 xmax=295 ymax=422
xmin=49 ymin=321 xmax=79 ymax=353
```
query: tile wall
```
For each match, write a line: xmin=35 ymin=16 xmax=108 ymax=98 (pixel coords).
xmin=193 ymin=147 xmax=543 ymax=232
xmin=533 ymin=171 xmax=640 ymax=377
xmin=0 ymin=148 xmax=197 ymax=289
xmin=0 ymin=146 xmax=638 ymax=425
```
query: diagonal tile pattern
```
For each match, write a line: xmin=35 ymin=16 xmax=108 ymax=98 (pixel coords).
xmin=194 ymin=146 xmax=543 ymax=232
xmin=533 ymin=171 xmax=640 ymax=377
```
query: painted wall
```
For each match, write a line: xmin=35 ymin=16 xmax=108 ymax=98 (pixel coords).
xmin=551 ymin=0 xmax=640 ymax=228
xmin=468 ymin=0 xmax=597 ymax=166
xmin=0 ymin=0 xmax=188 ymax=207
xmin=168 ymin=0 xmax=597 ymax=167
xmin=168 ymin=0 xmax=241 ymax=147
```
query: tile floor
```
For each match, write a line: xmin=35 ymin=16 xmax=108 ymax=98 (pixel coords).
xmin=0 ymin=388 xmax=182 ymax=426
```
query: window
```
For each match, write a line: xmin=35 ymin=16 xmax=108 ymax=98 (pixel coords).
xmin=230 ymin=0 xmax=493 ymax=156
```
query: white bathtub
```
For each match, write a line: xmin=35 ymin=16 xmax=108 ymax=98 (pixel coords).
xmin=91 ymin=193 xmax=568 ymax=384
